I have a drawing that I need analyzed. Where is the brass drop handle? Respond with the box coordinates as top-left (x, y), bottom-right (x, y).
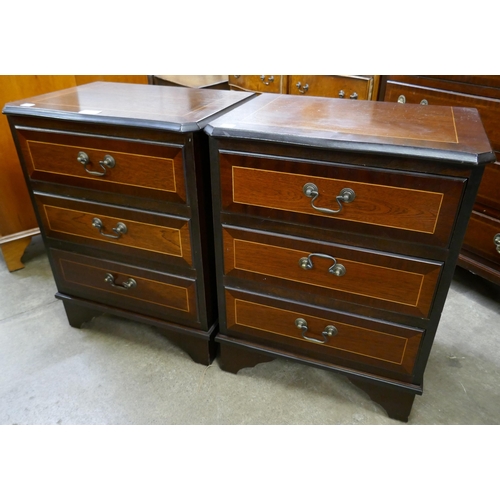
top-left (295, 318), bottom-right (337, 344)
top-left (296, 81), bottom-right (309, 94)
top-left (92, 217), bottom-right (128, 239)
top-left (260, 75), bottom-right (275, 85)
top-left (77, 151), bottom-right (115, 177)
top-left (104, 273), bottom-right (137, 290)
top-left (494, 233), bottom-right (500, 253)
top-left (303, 182), bottom-right (355, 214)
top-left (299, 253), bottom-right (346, 277)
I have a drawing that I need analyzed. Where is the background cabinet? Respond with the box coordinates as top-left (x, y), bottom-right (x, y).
top-left (0, 75), bottom-right (148, 271)
top-left (228, 75), bottom-right (380, 100)
top-left (379, 76), bottom-right (500, 286)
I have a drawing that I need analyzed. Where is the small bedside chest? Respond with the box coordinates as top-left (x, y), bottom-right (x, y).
top-left (3, 82), bottom-right (254, 365)
top-left (205, 93), bottom-right (495, 421)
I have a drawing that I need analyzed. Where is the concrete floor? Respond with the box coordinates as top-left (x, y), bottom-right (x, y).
top-left (1, 235), bottom-right (499, 425)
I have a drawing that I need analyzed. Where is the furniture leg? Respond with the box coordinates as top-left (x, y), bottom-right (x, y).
top-left (346, 376), bottom-right (417, 422)
top-left (218, 341), bottom-right (276, 374)
top-left (62, 300), bottom-right (102, 328)
top-left (163, 326), bottom-right (218, 366)
top-left (0, 233), bottom-right (36, 272)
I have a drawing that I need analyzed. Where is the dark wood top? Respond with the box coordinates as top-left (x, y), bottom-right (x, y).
top-left (2, 82), bottom-right (255, 132)
top-left (205, 93), bottom-right (496, 165)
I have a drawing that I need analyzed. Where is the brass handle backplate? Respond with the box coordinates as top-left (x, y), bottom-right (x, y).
top-left (303, 182), bottom-right (355, 214)
top-left (295, 318), bottom-right (337, 344)
top-left (398, 95), bottom-right (429, 105)
top-left (299, 253), bottom-right (346, 277)
top-left (338, 90), bottom-right (358, 99)
top-left (494, 233), bottom-right (500, 253)
top-left (104, 273), bottom-right (137, 290)
top-left (92, 217), bottom-right (127, 239)
top-left (77, 151), bottom-right (115, 177)
top-left (260, 75), bottom-right (275, 85)
top-left (296, 81), bottom-right (309, 94)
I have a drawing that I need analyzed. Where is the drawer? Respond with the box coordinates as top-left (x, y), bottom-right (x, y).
top-left (225, 289), bottom-right (423, 379)
top-left (475, 160), bottom-right (500, 213)
top-left (383, 81), bottom-right (500, 150)
top-left (288, 75), bottom-right (375, 100)
top-left (222, 226), bottom-right (442, 318)
top-left (35, 193), bottom-right (193, 267)
top-left (219, 152), bottom-right (466, 248)
top-left (17, 128), bottom-right (187, 205)
top-left (228, 75), bottom-right (287, 93)
top-left (462, 211), bottom-right (500, 265)
top-left (51, 248), bottom-right (200, 327)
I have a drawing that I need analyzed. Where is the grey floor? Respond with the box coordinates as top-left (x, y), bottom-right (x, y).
top-left (1, 235), bottom-right (499, 425)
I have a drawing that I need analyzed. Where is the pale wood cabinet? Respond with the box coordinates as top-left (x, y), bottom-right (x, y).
top-left (228, 75), bottom-right (380, 100)
top-left (0, 75), bottom-right (148, 271)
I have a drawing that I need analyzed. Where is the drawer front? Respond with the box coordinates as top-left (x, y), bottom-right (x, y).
top-left (225, 289), bottom-right (422, 378)
top-left (462, 211), bottom-right (500, 265)
top-left (17, 128), bottom-right (187, 204)
top-left (228, 75), bottom-right (287, 93)
top-left (223, 227), bottom-right (442, 318)
top-left (383, 81), bottom-right (500, 150)
top-left (35, 193), bottom-right (193, 267)
top-left (51, 249), bottom-right (200, 326)
top-left (476, 160), bottom-right (500, 213)
top-left (288, 75), bottom-right (374, 100)
top-left (219, 152), bottom-right (465, 247)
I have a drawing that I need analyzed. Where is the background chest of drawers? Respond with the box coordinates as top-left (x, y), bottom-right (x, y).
top-left (3, 82), bottom-right (253, 365)
top-left (228, 75), bottom-right (379, 100)
top-left (379, 76), bottom-right (500, 286)
top-left (206, 93), bottom-right (495, 421)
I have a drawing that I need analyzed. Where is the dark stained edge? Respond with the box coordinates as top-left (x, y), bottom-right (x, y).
top-left (2, 93), bottom-right (257, 134)
top-left (204, 124), bottom-right (497, 166)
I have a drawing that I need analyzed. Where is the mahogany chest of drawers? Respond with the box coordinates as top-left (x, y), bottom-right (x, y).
top-left (228, 75), bottom-right (379, 100)
top-left (206, 93), bottom-right (495, 421)
top-left (3, 82), bottom-right (253, 365)
top-left (380, 76), bottom-right (500, 286)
